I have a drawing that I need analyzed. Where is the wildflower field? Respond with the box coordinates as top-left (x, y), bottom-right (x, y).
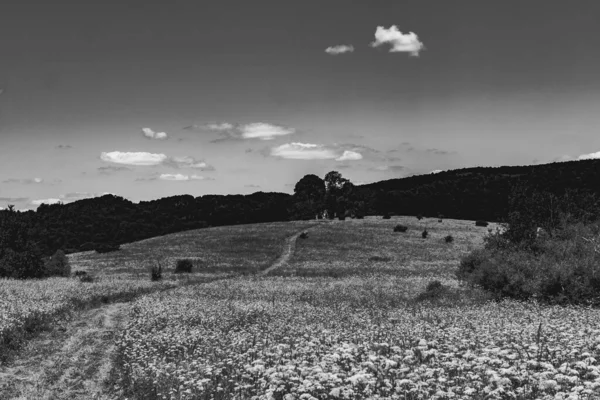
top-left (1, 221), bottom-right (313, 364)
top-left (111, 216), bottom-right (600, 399)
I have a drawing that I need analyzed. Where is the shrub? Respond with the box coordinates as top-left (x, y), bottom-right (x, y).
top-left (457, 222), bottom-right (600, 304)
top-left (444, 235), bottom-right (454, 243)
top-left (475, 220), bottom-right (489, 227)
top-left (299, 231), bottom-right (309, 239)
top-left (393, 224), bottom-right (408, 233)
top-left (79, 274), bottom-right (95, 283)
top-left (174, 259), bottom-right (193, 273)
top-left (422, 229), bottom-right (428, 239)
top-left (438, 219), bottom-right (443, 223)
top-left (338, 215), bottom-right (346, 221)
top-left (416, 214), bottom-right (423, 221)
top-left (415, 280), bottom-right (449, 302)
top-left (94, 243), bottom-right (121, 253)
top-left (151, 263), bottom-right (163, 281)
top-left (74, 270), bottom-right (88, 277)
top-left (382, 214), bottom-right (391, 220)
top-left (44, 249), bottom-right (71, 277)
top-left (368, 255), bottom-right (392, 262)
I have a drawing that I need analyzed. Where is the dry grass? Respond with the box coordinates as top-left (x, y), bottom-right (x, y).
top-left (69, 221), bottom-right (318, 277)
top-left (271, 216), bottom-right (500, 278)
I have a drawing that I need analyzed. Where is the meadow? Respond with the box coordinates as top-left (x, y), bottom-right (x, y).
top-left (109, 216), bottom-right (600, 400)
top-left (0, 221), bottom-right (314, 364)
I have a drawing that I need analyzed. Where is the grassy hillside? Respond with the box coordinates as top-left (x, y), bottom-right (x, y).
top-left (111, 218), bottom-right (600, 400)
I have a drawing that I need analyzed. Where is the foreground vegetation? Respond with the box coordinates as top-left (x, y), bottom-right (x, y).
top-left (114, 276), bottom-right (600, 400)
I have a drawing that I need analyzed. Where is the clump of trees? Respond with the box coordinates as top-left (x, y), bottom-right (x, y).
top-left (457, 185), bottom-right (600, 305)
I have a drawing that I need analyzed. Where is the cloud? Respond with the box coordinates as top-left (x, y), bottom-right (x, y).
top-left (430, 169), bottom-right (443, 174)
top-left (3, 178), bottom-right (43, 184)
top-left (270, 143), bottom-right (364, 161)
top-left (371, 25), bottom-right (424, 56)
top-left (98, 165), bottom-right (132, 174)
top-left (244, 184), bottom-right (261, 188)
top-left (56, 144), bottom-right (72, 149)
top-left (100, 151), bottom-right (168, 166)
top-left (163, 156), bottom-right (214, 170)
top-left (271, 143), bottom-right (338, 160)
top-left (325, 45), bottom-right (354, 55)
top-left (0, 197), bottom-right (29, 202)
top-left (577, 152), bottom-right (600, 160)
top-left (31, 192), bottom-right (106, 207)
top-left (335, 150), bottom-right (363, 161)
top-left (159, 173), bottom-right (207, 181)
top-left (193, 122), bottom-right (296, 141)
top-left (142, 127), bottom-right (168, 140)
top-left (425, 148), bottom-right (455, 155)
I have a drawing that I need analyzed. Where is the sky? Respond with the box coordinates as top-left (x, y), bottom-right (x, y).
top-left (1, 0), bottom-right (600, 210)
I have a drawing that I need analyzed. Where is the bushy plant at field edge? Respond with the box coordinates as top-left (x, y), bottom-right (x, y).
top-left (393, 224), bottom-right (408, 233)
top-left (475, 220), bottom-right (489, 227)
top-left (299, 231), bottom-right (309, 239)
top-left (382, 213), bottom-right (391, 220)
top-left (151, 263), bottom-right (163, 281)
top-left (422, 229), bottom-right (428, 239)
top-left (175, 259), bottom-right (194, 273)
top-left (457, 223), bottom-right (600, 304)
top-left (79, 274), bottom-right (95, 282)
top-left (94, 242), bottom-right (121, 253)
top-left (44, 249), bottom-right (71, 277)
top-left (444, 235), bottom-right (454, 243)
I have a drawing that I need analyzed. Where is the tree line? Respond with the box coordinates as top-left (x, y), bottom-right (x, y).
top-left (3, 159), bottom-right (600, 278)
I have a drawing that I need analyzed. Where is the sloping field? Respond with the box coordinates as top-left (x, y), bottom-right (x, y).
top-left (69, 220), bottom-right (319, 276)
top-left (272, 216), bottom-right (501, 278)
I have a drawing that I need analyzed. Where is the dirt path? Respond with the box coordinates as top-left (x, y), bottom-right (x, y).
top-left (261, 227), bottom-right (314, 276)
top-left (0, 302), bottom-right (127, 400)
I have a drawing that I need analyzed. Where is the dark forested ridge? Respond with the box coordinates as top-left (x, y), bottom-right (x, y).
top-left (361, 159), bottom-right (600, 221)
top-left (2, 159), bottom-right (600, 261)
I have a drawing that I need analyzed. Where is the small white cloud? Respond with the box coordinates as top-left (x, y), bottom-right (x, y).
top-left (31, 198), bottom-right (62, 206)
top-left (100, 151), bottom-right (168, 166)
top-left (239, 123), bottom-right (295, 140)
top-left (142, 127), bottom-right (168, 140)
top-left (204, 122), bottom-right (296, 141)
top-left (325, 45), bottom-right (354, 55)
top-left (271, 143), bottom-right (338, 160)
top-left (335, 150), bottom-right (363, 161)
top-left (3, 178), bottom-right (44, 184)
top-left (577, 152), bottom-right (600, 160)
top-left (159, 173), bottom-right (206, 181)
top-left (430, 169), bottom-right (443, 174)
top-left (371, 25), bottom-right (424, 56)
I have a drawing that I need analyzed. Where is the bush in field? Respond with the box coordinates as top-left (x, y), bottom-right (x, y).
top-left (151, 263), bottom-right (163, 281)
top-left (299, 231), bottom-right (309, 239)
top-left (393, 224), bottom-right (408, 233)
top-left (174, 259), bottom-right (193, 273)
top-left (415, 280), bottom-right (447, 301)
top-left (44, 249), bottom-right (71, 277)
top-left (444, 235), bottom-right (454, 243)
top-left (79, 274), bottom-right (95, 283)
top-left (74, 270), bottom-right (88, 277)
top-left (457, 223), bottom-right (600, 304)
top-left (438, 219), bottom-right (443, 223)
top-left (475, 220), bottom-right (489, 227)
top-left (416, 214), bottom-right (423, 220)
top-left (382, 213), bottom-right (391, 220)
top-left (422, 229), bottom-right (429, 239)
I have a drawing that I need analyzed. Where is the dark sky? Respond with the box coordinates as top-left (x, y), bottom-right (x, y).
top-left (1, 0), bottom-right (600, 209)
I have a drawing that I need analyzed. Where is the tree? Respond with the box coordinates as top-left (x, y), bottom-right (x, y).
top-left (292, 174), bottom-right (326, 219)
top-left (324, 171), bottom-right (353, 219)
